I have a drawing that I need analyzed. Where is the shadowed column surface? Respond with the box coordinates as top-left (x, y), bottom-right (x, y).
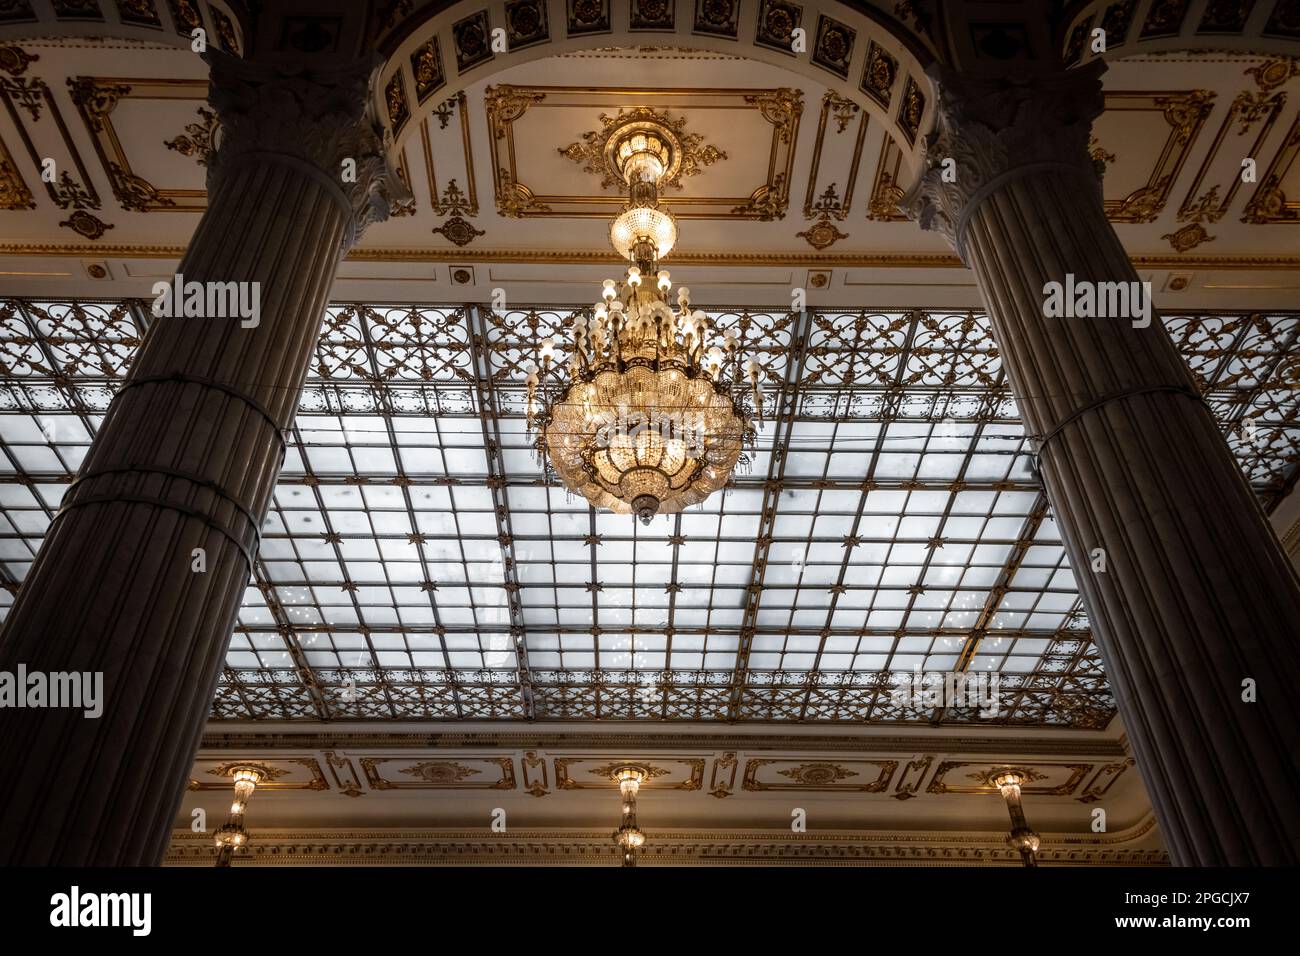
top-left (0, 52), bottom-right (407, 865)
top-left (907, 61), bottom-right (1300, 866)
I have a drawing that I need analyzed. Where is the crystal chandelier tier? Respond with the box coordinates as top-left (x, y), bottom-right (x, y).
top-left (526, 118), bottom-right (763, 524)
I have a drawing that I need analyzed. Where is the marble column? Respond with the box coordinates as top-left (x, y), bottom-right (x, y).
top-left (906, 61), bottom-right (1300, 866)
top-left (0, 52), bottom-right (408, 865)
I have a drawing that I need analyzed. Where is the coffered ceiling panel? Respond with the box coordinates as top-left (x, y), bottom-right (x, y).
top-left (188, 756), bottom-right (328, 792)
top-left (69, 76), bottom-right (208, 213)
top-left (485, 84), bottom-right (797, 219)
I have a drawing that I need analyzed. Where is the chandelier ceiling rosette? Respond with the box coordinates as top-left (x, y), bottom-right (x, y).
top-left (526, 116), bottom-right (763, 524)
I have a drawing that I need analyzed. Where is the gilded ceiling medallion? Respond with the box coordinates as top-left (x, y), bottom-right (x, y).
top-left (432, 214), bottom-right (485, 246)
top-left (777, 761), bottom-right (859, 785)
top-left (399, 760), bottom-right (481, 783)
top-left (861, 42), bottom-right (897, 108)
top-left (897, 76), bottom-right (925, 145)
top-left (797, 217), bottom-right (848, 250)
top-left (589, 761), bottom-right (668, 782)
top-left (59, 209), bottom-right (113, 240)
top-left (1245, 57), bottom-right (1300, 92)
top-left (410, 37), bottom-right (445, 103)
top-left (559, 106), bottom-right (727, 191)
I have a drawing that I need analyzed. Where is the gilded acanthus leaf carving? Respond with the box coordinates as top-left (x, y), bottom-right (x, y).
top-left (164, 107), bottom-right (219, 167)
top-left (399, 761), bottom-right (481, 783)
top-left (558, 106), bottom-right (727, 191)
top-left (776, 762), bottom-right (859, 785)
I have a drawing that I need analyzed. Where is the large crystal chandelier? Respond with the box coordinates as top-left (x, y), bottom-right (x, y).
top-left (526, 118), bottom-right (762, 524)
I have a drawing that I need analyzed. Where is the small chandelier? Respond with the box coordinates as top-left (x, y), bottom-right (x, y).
top-left (992, 770), bottom-right (1042, 868)
top-left (612, 766), bottom-right (648, 867)
top-left (526, 119), bottom-right (762, 524)
top-left (214, 766), bottom-right (263, 867)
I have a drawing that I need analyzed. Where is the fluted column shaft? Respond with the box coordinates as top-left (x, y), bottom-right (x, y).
top-left (909, 62), bottom-right (1300, 865)
top-left (0, 53), bottom-right (407, 865)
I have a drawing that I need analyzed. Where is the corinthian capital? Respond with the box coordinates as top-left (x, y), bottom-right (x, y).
top-left (204, 51), bottom-right (413, 247)
top-left (904, 61), bottom-right (1107, 257)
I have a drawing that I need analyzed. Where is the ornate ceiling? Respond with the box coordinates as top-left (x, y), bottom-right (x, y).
top-left (1, 28), bottom-right (1298, 308)
top-left (2, 0), bottom-right (1298, 866)
top-left (165, 725), bottom-right (1165, 865)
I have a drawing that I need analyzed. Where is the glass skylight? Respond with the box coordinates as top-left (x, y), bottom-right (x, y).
top-left (1, 299), bottom-right (1294, 726)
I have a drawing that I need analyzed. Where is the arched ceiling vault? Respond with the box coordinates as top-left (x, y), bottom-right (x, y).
top-left (372, 0), bottom-right (937, 179)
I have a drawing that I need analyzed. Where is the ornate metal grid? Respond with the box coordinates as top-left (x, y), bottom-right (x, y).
top-left (0, 299), bottom-right (1296, 727)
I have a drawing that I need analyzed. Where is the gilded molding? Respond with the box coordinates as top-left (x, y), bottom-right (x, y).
top-left (193, 729), bottom-right (1132, 757)
top-left (4, 242), bottom-right (1300, 271)
top-left (421, 92), bottom-right (478, 217)
top-left (1243, 113), bottom-right (1300, 223)
top-left (324, 751), bottom-right (364, 798)
top-left (486, 85), bottom-right (798, 220)
top-left (164, 105), bottom-right (218, 166)
top-left (1102, 90), bottom-right (1216, 224)
top-left (1163, 222), bottom-right (1214, 252)
top-left (163, 816), bottom-right (1167, 866)
top-left (803, 91), bottom-right (867, 221)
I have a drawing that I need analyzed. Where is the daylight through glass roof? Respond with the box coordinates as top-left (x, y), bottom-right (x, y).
top-left (1, 299), bottom-right (1295, 726)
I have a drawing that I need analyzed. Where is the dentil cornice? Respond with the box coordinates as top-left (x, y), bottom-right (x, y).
top-left (904, 61), bottom-right (1107, 259)
top-left (204, 51), bottom-right (413, 247)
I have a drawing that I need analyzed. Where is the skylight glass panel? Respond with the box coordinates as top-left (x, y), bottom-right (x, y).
top-left (0, 300), bottom-right (1293, 727)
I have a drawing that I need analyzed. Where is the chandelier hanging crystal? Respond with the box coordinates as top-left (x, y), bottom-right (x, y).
top-left (526, 119), bottom-right (763, 524)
